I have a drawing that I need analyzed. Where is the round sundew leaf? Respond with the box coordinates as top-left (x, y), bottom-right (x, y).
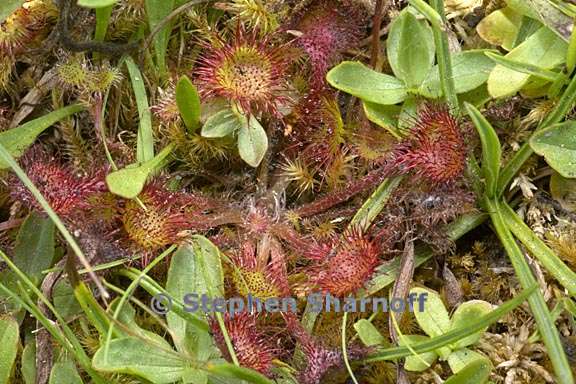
top-left (327, 61), bottom-right (407, 105)
top-left (530, 121), bottom-right (576, 178)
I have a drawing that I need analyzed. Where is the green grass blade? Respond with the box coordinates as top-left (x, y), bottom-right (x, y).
top-left (144, 0), bottom-right (174, 76)
top-left (465, 102), bottom-right (502, 198)
top-left (125, 56), bottom-right (154, 163)
top-left (0, 104), bottom-right (84, 169)
top-left (484, 198), bottom-right (574, 384)
top-left (350, 176), bottom-right (403, 229)
top-left (485, 52), bottom-right (563, 82)
top-left (500, 201), bottom-right (576, 296)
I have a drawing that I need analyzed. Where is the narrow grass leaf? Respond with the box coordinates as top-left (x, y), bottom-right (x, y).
top-left (0, 104), bottom-right (84, 169)
top-left (501, 201), bottom-right (576, 295)
top-left (125, 56), bottom-right (154, 162)
top-left (350, 176), bottom-right (403, 228)
top-left (485, 198), bottom-right (573, 384)
top-left (144, 0), bottom-right (175, 75)
top-left (485, 51), bottom-right (562, 82)
top-left (465, 103), bottom-right (501, 198)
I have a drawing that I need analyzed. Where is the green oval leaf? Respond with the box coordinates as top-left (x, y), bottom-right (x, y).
top-left (327, 61), bottom-right (407, 105)
top-left (419, 50), bottom-right (496, 98)
top-left (176, 75), bottom-right (201, 132)
top-left (530, 121), bottom-right (576, 178)
top-left (487, 27), bottom-right (567, 98)
top-left (353, 319), bottom-right (386, 347)
top-left (362, 102), bottom-right (402, 139)
top-left (447, 349), bottom-right (490, 374)
top-left (410, 287), bottom-right (451, 337)
top-left (443, 358), bottom-right (491, 384)
top-left (387, 9), bottom-right (435, 88)
top-left (92, 337), bottom-right (186, 384)
top-left (167, 244), bottom-right (219, 358)
top-left (77, 0), bottom-right (117, 8)
top-left (450, 300), bottom-right (493, 349)
top-left (476, 7), bottom-right (523, 51)
top-left (399, 335), bottom-right (438, 372)
top-left (237, 114), bottom-right (268, 167)
top-left (202, 109), bottom-right (240, 138)
top-left (0, 317), bottom-right (19, 384)
top-left (0, 105), bottom-right (84, 169)
top-left (206, 363), bottom-right (274, 384)
top-left (106, 144), bottom-right (174, 198)
top-left (49, 360), bottom-right (83, 384)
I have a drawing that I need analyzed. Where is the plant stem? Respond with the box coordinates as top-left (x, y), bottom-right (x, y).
top-left (342, 312), bottom-right (360, 384)
top-left (429, 0), bottom-right (458, 113)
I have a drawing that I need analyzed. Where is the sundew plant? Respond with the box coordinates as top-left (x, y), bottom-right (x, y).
top-left (0, 0), bottom-right (576, 383)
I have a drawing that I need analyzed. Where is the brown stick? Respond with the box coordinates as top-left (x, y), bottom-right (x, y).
top-left (370, 0), bottom-right (385, 68)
